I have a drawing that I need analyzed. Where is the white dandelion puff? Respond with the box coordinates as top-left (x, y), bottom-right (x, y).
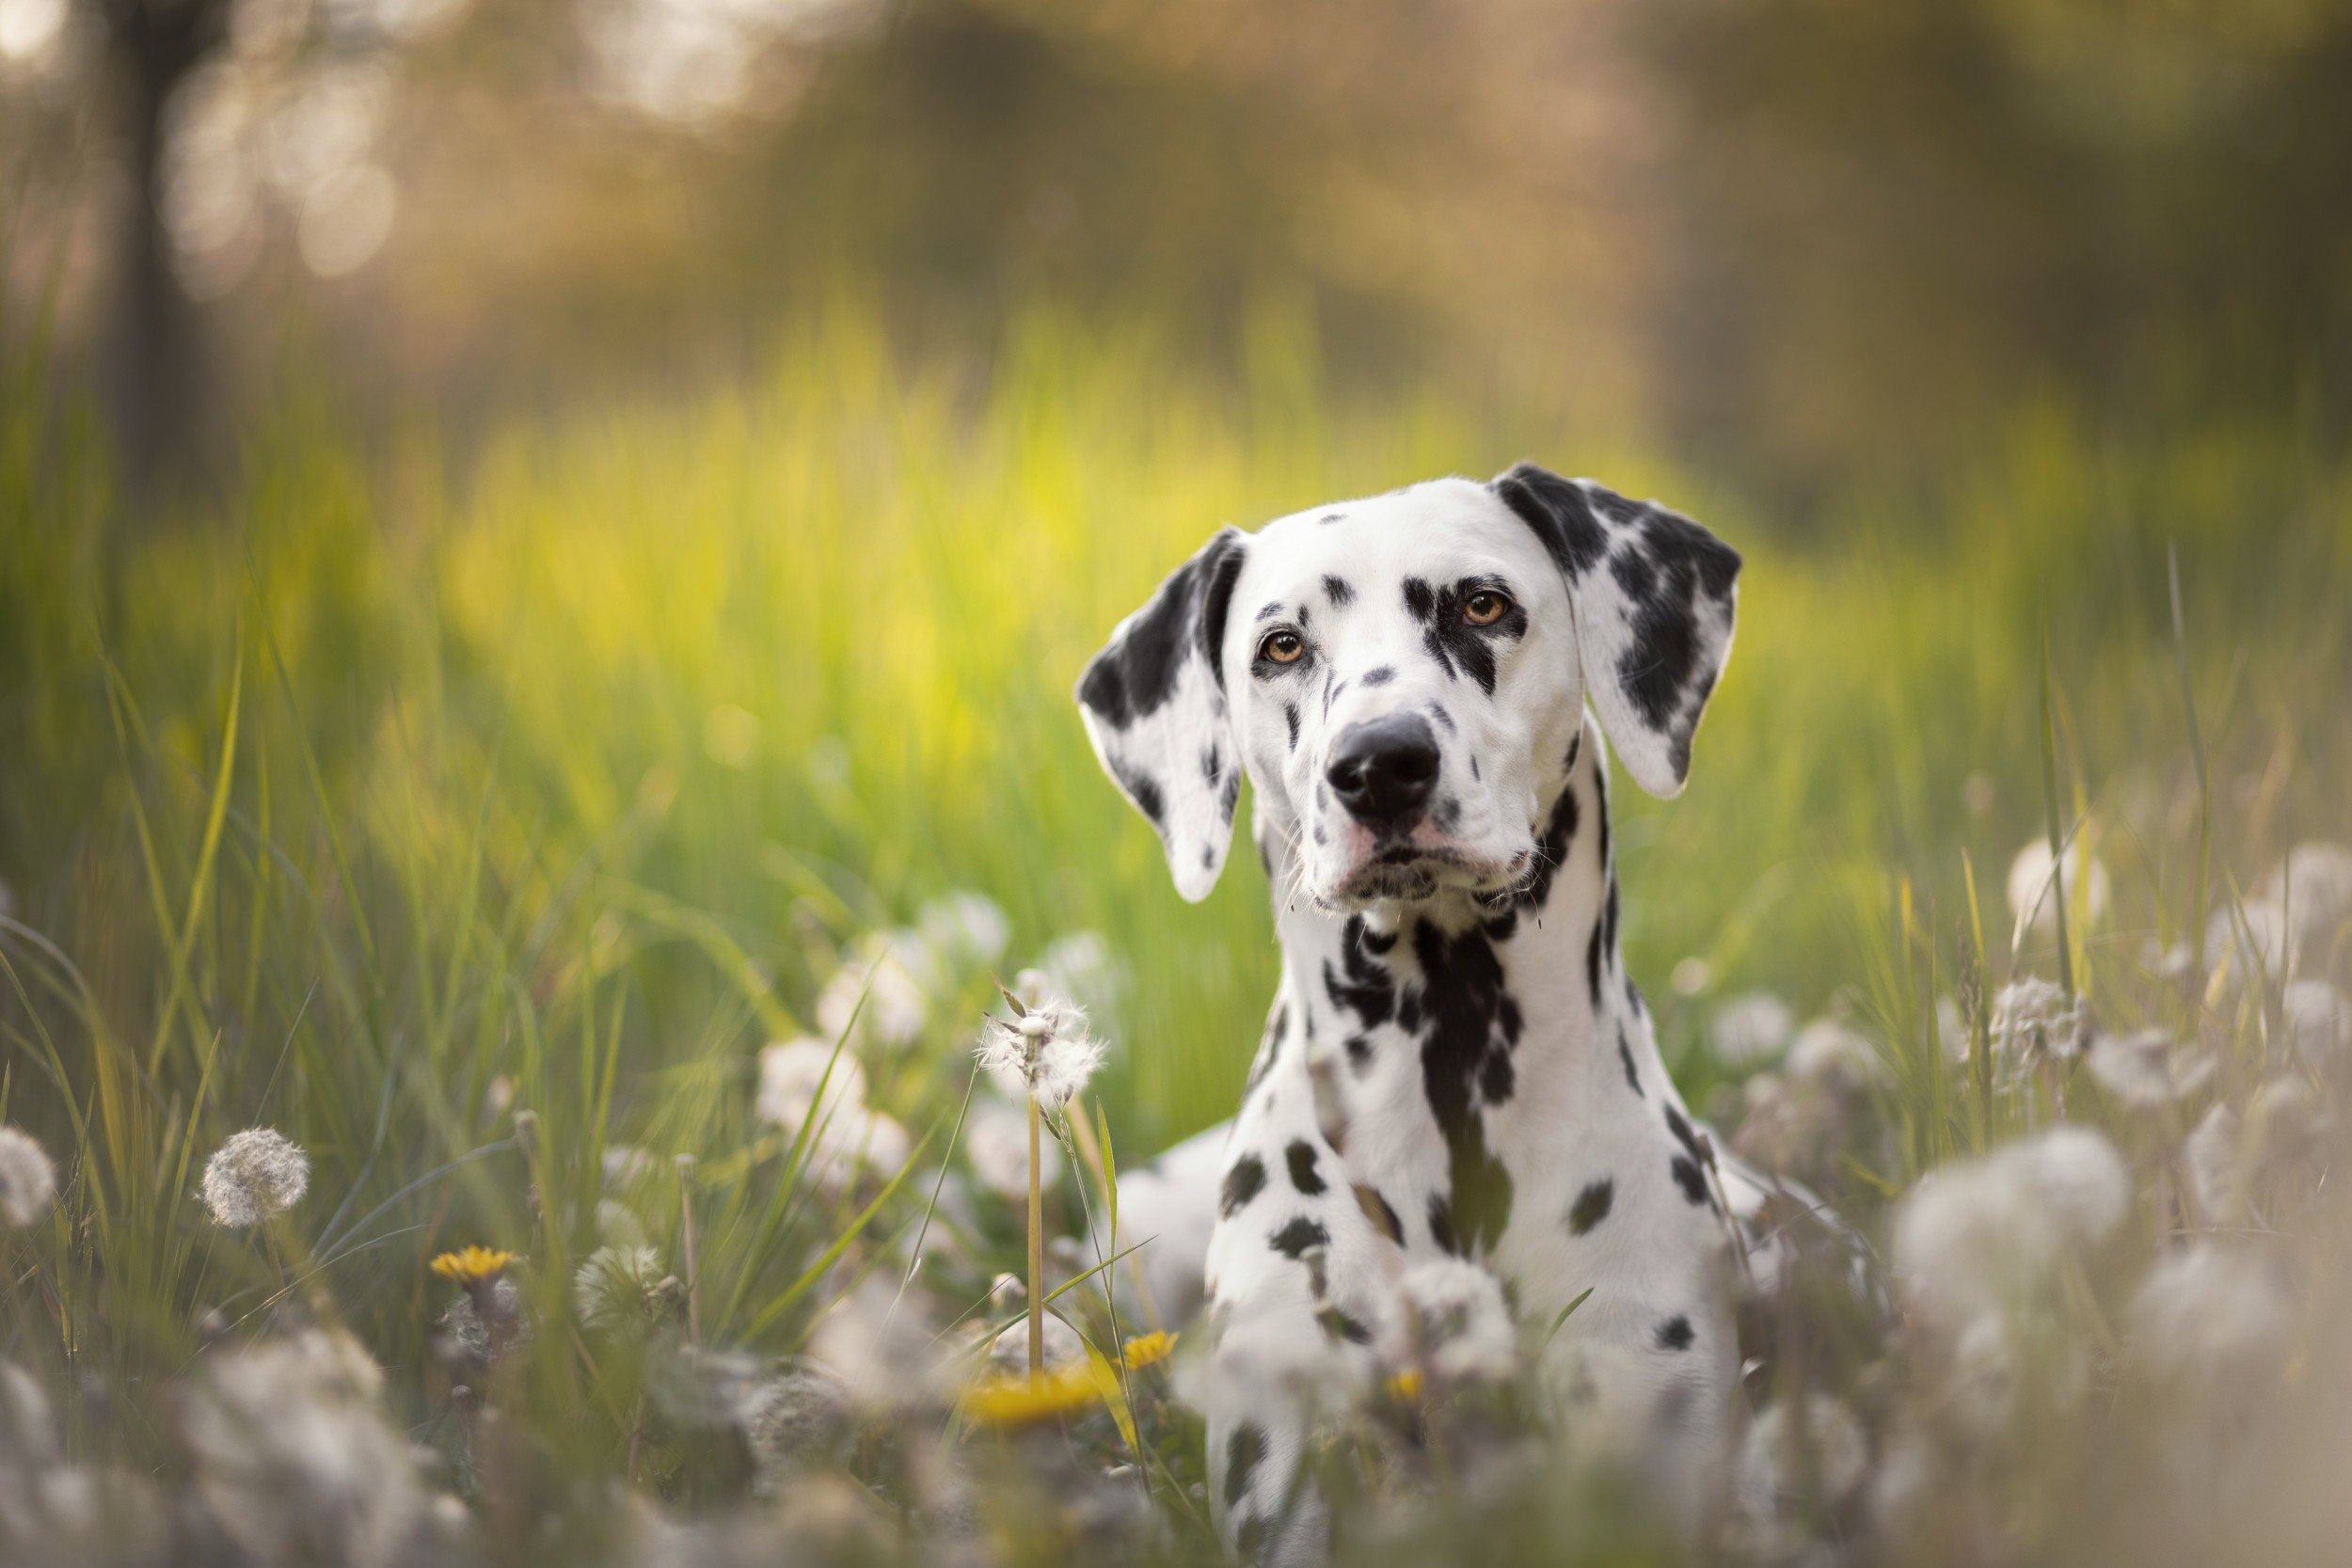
top-left (1378, 1258), bottom-right (1518, 1384)
top-left (2258, 840), bottom-right (2352, 952)
top-left (573, 1245), bottom-right (673, 1338)
top-left (1786, 1016), bottom-right (1887, 1087)
top-left (817, 942), bottom-right (935, 1052)
top-left (1737, 1393), bottom-right (1870, 1522)
top-left (2007, 838), bottom-right (2109, 941)
top-left (2206, 899), bottom-right (2292, 990)
top-left (1990, 977), bottom-right (2090, 1064)
top-left (2185, 1101), bottom-right (2244, 1223)
top-left (2128, 1242), bottom-right (2291, 1385)
top-left (1711, 992), bottom-right (1794, 1066)
top-left (1894, 1127), bottom-right (2127, 1333)
top-left (917, 891), bottom-right (1011, 973)
top-left (0, 1126), bottom-right (57, 1227)
top-left (1036, 930), bottom-right (1130, 1022)
top-left (2281, 980), bottom-right (2351, 1065)
top-left (974, 978), bottom-right (1103, 1111)
top-left (2086, 1027), bottom-right (2214, 1109)
top-left (200, 1129), bottom-right (310, 1227)
top-left (755, 1038), bottom-right (868, 1132)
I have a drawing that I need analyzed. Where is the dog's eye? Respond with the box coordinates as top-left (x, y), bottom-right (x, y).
top-left (1260, 629), bottom-right (1306, 665)
top-left (1463, 591), bottom-right (1511, 626)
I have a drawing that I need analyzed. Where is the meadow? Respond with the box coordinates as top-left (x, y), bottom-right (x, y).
top-left (1, 309), bottom-right (2349, 1565)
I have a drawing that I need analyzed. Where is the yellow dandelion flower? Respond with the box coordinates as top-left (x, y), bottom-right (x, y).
top-left (1120, 1331), bottom-right (1177, 1370)
top-left (964, 1364), bottom-right (1101, 1427)
top-left (1386, 1369), bottom-right (1424, 1402)
top-left (430, 1246), bottom-right (515, 1285)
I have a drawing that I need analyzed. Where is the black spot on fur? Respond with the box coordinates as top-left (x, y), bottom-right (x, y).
top-left (1658, 1314), bottom-right (1695, 1352)
top-left (1469, 754), bottom-right (1479, 781)
top-left (1670, 1155), bottom-right (1709, 1206)
top-left (1317, 1307), bottom-right (1374, 1344)
top-left (1201, 747), bottom-right (1221, 784)
top-left (1255, 600), bottom-right (1285, 624)
top-left (1319, 512), bottom-right (1346, 525)
top-left (1324, 915), bottom-right (1397, 1033)
top-left (1286, 1140), bottom-right (1327, 1196)
top-left (1344, 1034), bottom-right (1375, 1073)
top-left (1400, 575), bottom-right (1522, 694)
top-left (1322, 574), bottom-right (1355, 605)
top-left (1237, 1516), bottom-right (1268, 1562)
top-left (1426, 704), bottom-right (1455, 734)
top-left (1219, 769), bottom-right (1241, 823)
top-left (1225, 1424), bottom-right (1267, 1508)
top-left (1610, 546), bottom-right (1658, 606)
top-left (1244, 1004), bottom-right (1288, 1094)
top-left (1492, 464), bottom-right (1609, 579)
top-left (1111, 760), bottom-right (1165, 829)
top-left (1617, 1028), bottom-right (1645, 1097)
top-left (1585, 918), bottom-right (1604, 1005)
top-left (1517, 779), bottom-right (1580, 910)
top-left (1285, 703), bottom-right (1300, 751)
top-left (1270, 1216), bottom-right (1330, 1259)
top-left (1602, 877), bottom-right (1620, 952)
top-left (1664, 1104), bottom-right (1706, 1164)
top-left (1568, 1179), bottom-right (1614, 1235)
top-left (1358, 1186), bottom-right (1405, 1243)
top-left (1360, 665), bottom-right (1396, 688)
top-left (1626, 974), bottom-right (1644, 1012)
top-left (1427, 1195), bottom-right (1460, 1256)
top-left (1411, 919), bottom-right (1521, 1257)
top-left (1221, 1155), bottom-right (1266, 1218)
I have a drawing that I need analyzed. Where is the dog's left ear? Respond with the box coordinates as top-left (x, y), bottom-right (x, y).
top-left (1491, 462), bottom-right (1740, 798)
top-left (1074, 529), bottom-right (1249, 902)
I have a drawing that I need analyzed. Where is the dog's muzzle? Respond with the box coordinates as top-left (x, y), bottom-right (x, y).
top-left (1326, 714), bottom-right (1440, 831)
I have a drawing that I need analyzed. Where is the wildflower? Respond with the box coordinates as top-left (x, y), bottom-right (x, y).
top-left (1121, 1331), bottom-right (1177, 1371)
top-left (574, 1245), bottom-right (677, 1338)
top-left (2281, 980), bottom-right (2351, 1065)
top-left (2087, 1026), bottom-right (2214, 1109)
top-left (1894, 1127), bottom-right (2127, 1334)
top-left (1710, 992), bottom-right (1793, 1065)
top-left (200, 1128), bottom-right (310, 1227)
top-left (1990, 977), bottom-right (2088, 1065)
top-left (0, 1126), bottom-right (57, 1227)
top-left (1377, 1259), bottom-right (1518, 1384)
top-left (179, 1325), bottom-right (426, 1567)
top-left (917, 891), bottom-right (1011, 973)
top-left (430, 1245), bottom-right (514, 1287)
top-left (963, 1362), bottom-right (1100, 1426)
top-left (2006, 838), bottom-right (2108, 939)
top-left (975, 978), bottom-right (1104, 1111)
top-left (818, 942), bottom-right (934, 1052)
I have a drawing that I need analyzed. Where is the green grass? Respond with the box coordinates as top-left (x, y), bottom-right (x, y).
top-left (1, 309), bottom-right (2348, 1560)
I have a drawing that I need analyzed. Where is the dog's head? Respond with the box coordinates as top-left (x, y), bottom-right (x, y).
top-left (1075, 464), bottom-right (1740, 910)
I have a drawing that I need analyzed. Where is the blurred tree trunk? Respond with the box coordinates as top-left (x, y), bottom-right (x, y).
top-left (105, 0), bottom-right (225, 493)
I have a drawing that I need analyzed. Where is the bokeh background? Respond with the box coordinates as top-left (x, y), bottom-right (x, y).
top-left (4, 4), bottom-right (2352, 1559)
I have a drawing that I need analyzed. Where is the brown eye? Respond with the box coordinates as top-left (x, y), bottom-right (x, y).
top-left (1463, 591), bottom-right (1510, 626)
top-left (1260, 629), bottom-right (1305, 665)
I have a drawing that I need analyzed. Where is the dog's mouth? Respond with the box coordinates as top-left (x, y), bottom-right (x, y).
top-left (1321, 834), bottom-right (1531, 910)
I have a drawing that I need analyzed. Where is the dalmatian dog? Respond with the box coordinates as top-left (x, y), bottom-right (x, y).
top-left (1077, 464), bottom-right (1790, 1563)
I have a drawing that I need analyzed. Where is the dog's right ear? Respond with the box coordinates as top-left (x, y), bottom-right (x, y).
top-left (1075, 530), bottom-right (1249, 903)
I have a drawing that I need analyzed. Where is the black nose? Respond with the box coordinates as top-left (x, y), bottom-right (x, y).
top-left (1326, 714), bottom-right (1442, 827)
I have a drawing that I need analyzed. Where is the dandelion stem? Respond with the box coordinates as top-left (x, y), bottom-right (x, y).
top-left (1026, 1093), bottom-right (1044, 1387)
top-left (2038, 598), bottom-right (2075, 1000)
top-left (677, 1153), bottom-right (700, 1346)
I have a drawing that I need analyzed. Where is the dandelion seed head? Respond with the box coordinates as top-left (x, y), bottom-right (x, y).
top-left (1711, 992), bottom-right (1794, 1065)
top-left (738, 1366), bottom-right (853, 1492)
top-left (573, 1245), bottom-right (669, 1338)
top-left (1990, 977), bottom-right (2089, 1065)
top-left (1786, 1016), bottom-right (1886, 1088)
top-left (916, 891), bottom-right (1010, 972)
top-left (2185, 1101), bottom-right (2244, 1223)
top-left (2087, 1026), bottom-right (2214, 1108)
top-left (2260, 840), bottom-right (2352, 950)
top-left (1737, 1393), bottom-right (1869, 1524)
top-left (818, 943), bottom-right (934, 1052)
top-left (975, 982), bottom-right (1103, 1110)
top-left (755, 1037), bottom-right (867, 1132)
top-left (2129, 1242), bottom-right (2291, 1385)
top-left (2007, 838), bottom-right (2109, 936)
top-left (200, 1129), bottom-right (310, 1228)
top-left (808, 1276), bottom-right (952, 1407)
top-left (2208, 899), bottom-right (2292, 991)
top-left (1894, 1127), bottom-right (2126, 1331)
top-left (2282, 980), bottom-right (2351, 1065)
top-left (1378, 1258), bottom-right (1518, 1384)
top-left (0, 1126), bottom-right (57, 1227)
